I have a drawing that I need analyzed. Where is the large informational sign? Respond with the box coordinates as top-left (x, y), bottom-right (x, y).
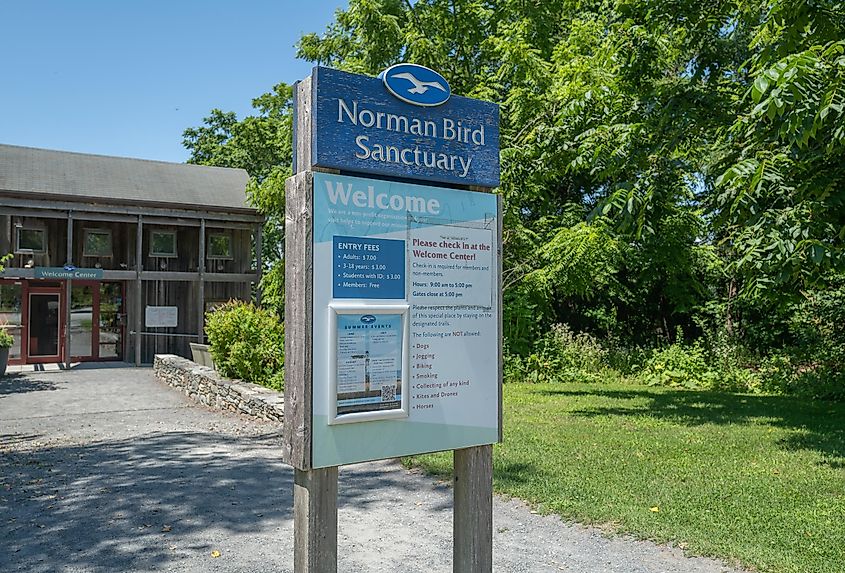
top-left (301, 66), bottom-right (500, 188)
top-left (311, 172), bottom-right (500, 468)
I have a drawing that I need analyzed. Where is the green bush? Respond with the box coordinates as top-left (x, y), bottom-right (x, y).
top-left (0, 329), bottom-right (13, 349)
top-left (636, 336), bottom-right (768, 392)
top-left (637, 340), bottom-right (716, 389)
top-left (205, 300), bottom-right (284, 390)
top-left (511, 324), bottom-right (620, 384)
top-left (756, 352), bottom-right (845, 401)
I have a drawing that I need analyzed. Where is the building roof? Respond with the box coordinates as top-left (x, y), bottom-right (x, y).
top-left (0, 143), bottom-right (254, 214)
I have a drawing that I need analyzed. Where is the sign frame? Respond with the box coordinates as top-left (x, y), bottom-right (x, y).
top-left (144, 305), bottom-right (178, 328)
top-left (309, 171), bottom-right (500, 469)
top-left (327, 303), bottom-right (410, 425)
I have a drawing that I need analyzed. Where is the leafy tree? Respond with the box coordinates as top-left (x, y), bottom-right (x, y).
top-left (297, 0), bottom-right (748, 346)
top-left (183, 84), bottom-right (293, 313)
top-left (714, 0), bottom-right (845, 297)
top-left (184, 0), bottom-right (845, 371)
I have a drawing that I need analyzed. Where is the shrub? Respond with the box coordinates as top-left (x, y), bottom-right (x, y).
top-left (516, 324), bottom-right (619, 383)
top-left (502, 342), bottom-right (527, 383)
top-left (757, 352), bottom-right (845, 401)
top-left (638, 340), bottom-right (716, 389)
top-left (205, 300), bottom-right (284, 390)
top-left (0, 329), bottom-right (13, 349)
top-left (634, 333), bottom-right (771, 393)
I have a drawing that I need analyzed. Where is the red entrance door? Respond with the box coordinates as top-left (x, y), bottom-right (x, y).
top-left (27, 286), bottom-right (65, 364)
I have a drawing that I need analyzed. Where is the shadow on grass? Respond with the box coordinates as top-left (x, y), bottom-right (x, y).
top-left (0, 374), bottom-right (62, 397)
top-left (0, 430), bottom-right (430, 573)
top-left (496, 461), bottom-right (537, 487)
top-left (535, 386), bottom-right (845, 469)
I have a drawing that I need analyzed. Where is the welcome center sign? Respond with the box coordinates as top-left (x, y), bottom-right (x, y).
top-left (289, 63), bottom-right (501, 470)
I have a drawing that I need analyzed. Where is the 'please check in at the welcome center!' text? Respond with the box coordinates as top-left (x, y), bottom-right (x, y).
top-left (409, 225), bottom-right (495, 411)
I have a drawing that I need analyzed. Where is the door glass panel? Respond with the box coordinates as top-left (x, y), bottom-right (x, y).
top-left (0, 284), bottom-right (23, 360)
top-left (70, 285), bottom-right (95, 358)
top-left (29, 294), bottom-right (60, 357)
top-left (99, 283), bottom-right (123, 359)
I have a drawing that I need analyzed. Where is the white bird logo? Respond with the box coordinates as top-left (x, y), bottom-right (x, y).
top-left (391, 72), bottom-right (447, 95)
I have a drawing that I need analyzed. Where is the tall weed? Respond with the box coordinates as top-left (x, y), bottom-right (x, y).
top-left (510, 324), bottom-right (619, 383)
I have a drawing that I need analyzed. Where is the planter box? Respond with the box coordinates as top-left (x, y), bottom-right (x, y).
top-left (189, 343), bottom-right (215, 369)
top-left (0, 347), bottom-right (9, 377)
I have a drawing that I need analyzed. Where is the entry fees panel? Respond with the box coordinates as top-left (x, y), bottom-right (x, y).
top-left (311, 172), bottom-right (500, 468)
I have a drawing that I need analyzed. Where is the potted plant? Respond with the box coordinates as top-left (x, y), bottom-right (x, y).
top-left (0, 329), bottom-right (12, 377)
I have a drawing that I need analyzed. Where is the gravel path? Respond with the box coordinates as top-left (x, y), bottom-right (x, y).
top-left (0, 367), bottom-right (745, 572)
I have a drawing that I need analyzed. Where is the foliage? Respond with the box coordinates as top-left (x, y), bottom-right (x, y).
top-left (637, 338), bottom-right (717, 389)
top-left (184, 0), bottom-right (845, 398)
top-left (714, 3), bottom-right (845, 296)
top-left (183, 84), bottom-right (293, 315)
top-left (755, 274), bottom-right (845, 400)
top-left (204, 300), bottom-right (284, 390)
top-left (506, 324), bottom-right (617, 384)
top-left (294, 0), bottom-right (749, 348)
top-left (0, 328), bottom-right (13, 349)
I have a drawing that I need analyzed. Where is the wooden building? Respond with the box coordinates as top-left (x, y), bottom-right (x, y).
top-left (0, 143), bottom-right (263, 366)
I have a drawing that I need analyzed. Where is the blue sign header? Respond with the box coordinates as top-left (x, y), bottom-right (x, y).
top-left (303, 66), bottom-right (500, 188)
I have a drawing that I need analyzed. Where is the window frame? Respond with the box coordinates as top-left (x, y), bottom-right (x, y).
top-left (15, 227), bottom-right (47, 254)
top-left (206, 232), bottom-right (233, 260)
top-left (149, 230), bottom-right (178, 258)
top-left (83, 228), bottom-right (113, 257)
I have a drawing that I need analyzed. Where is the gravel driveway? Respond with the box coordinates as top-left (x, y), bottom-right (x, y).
top-left (0, 367), bottom-right (744, 572)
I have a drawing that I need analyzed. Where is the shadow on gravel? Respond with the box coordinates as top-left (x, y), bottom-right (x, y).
top-left (0, 430), bottom-right (431, 572)
top-left (0, 374), bottom-right (62, 397)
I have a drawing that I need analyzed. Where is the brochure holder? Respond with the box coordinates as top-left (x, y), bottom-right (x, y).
top-left (327, 304), bottom-right (410, 425)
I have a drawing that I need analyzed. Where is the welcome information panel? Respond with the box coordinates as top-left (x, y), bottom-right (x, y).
top-left (311, 171), bottom-right (500, 468)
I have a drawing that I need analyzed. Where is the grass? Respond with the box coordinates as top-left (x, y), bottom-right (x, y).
top-left (404, 382), bottom-right (845, 573)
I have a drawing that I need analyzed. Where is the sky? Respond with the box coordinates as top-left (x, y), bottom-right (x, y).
top-left (1, 0), bottom-right (348, 163)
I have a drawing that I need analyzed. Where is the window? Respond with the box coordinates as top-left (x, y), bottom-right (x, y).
top-left (150, 231), bottom-right (177, 257)
top-left (15, 228), bottom-right (46, 253)
top-left (83, 229), bottom-right (113, 257)
top-left (207, 233), bottom-right (232, 259)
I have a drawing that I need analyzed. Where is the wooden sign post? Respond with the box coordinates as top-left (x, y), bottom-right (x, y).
top-left (283, 65), bottom-right (502, 573)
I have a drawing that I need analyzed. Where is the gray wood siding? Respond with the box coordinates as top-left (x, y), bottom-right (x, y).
top-left (75, 221), bottom-right (136, 271)
top-left (125, 279), bottom-right (253, 364)
top-left (1, 215), bottom-right (67, 268)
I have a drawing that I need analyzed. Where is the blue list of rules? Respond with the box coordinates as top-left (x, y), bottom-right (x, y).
top-left (332, 235), bottom-right (405, 299)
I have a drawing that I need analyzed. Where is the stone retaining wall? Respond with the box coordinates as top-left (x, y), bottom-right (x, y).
top-left (153, 354), bottom-right (284, 423)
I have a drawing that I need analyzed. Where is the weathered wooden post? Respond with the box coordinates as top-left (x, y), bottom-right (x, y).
top-left (283, 64), bottom-right (502, 573)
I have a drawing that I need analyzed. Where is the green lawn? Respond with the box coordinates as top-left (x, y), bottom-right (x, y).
top-left (405, 382), bottom-right (845, 573)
